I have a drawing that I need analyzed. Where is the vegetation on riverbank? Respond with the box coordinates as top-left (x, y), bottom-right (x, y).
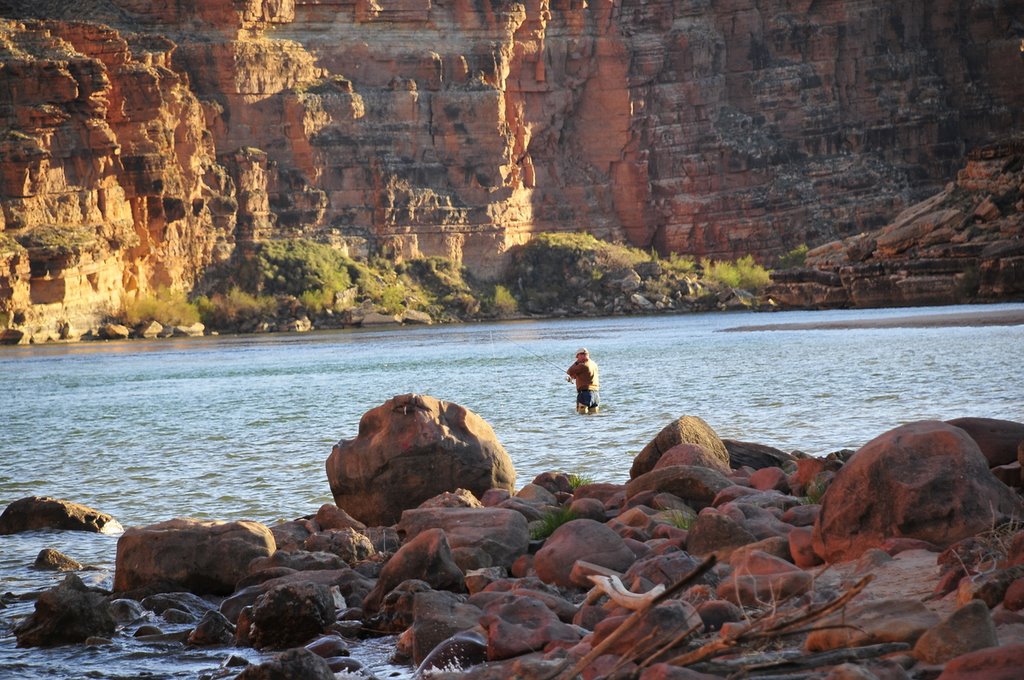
top-left (110, 234), bottom-right (777, 337)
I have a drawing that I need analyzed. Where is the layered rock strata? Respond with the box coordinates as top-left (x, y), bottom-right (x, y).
top-left (1, 0), bottom-right (1022, 337)
top-left (769, 141), bottom-right (1024, 308)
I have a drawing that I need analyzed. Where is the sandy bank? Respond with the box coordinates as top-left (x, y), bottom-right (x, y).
top-left (723, 308), bottom-right (1024, 332)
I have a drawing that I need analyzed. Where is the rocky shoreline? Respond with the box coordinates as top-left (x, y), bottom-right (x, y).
top-left (4, 397), bottom-right (1024, 679)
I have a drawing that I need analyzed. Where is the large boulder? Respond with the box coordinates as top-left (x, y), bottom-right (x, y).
top-left (362, 528), bottom-right (466, 612)
top-left (534, 519), bottom-right (636, 588)
top-left (0, 496), bottom-right (122, 535)
top-left (479, 593), bottom-right (583, 660)
top-left (625, 465), bottom-right (733, 510)
top-left (248, 581), bottom-right (337, 650)
top-left (946, 417), bottom-right (1024, 467)
top-left (630, 416), bottom-right (730, 479)
top-left (113, 518), bottom-right (276, 595)
top-left (14, 574), bottom-right (116, 647)
top-left (326, 394), bottom-right (516, 526)
top-left (813, 421), bottom-right (1024, 563)
top-left (398, 507), bottom-right (529, 570)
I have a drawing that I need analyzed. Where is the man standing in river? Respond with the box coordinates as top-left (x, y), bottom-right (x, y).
top-left (566, 348), bottom-right (600, 414)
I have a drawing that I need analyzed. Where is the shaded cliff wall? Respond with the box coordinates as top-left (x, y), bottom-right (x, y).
top-left (0, 0), bottom-right (1022, 338)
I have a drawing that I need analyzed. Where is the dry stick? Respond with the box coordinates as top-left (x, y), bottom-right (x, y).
top-left (663, 574), bottom-right (874, 668)
top-left (695, 641), bottom-right (909, 677)
top-left (604, 628), bottom-right (663, 676)
top-left (632, 621), bottom-right (704, 671)
top-left (549, 554), bottom-right (718, 680)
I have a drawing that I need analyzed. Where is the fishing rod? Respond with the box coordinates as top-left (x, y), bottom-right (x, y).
top-left (492, 332), bottom-right (569, 376)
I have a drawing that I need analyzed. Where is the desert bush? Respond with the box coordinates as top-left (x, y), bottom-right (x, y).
top-left (121, 287), bottom-right (200, 326)
top-left (661, 252), bottom-right (698, 275)
top-left (490, 284), bottom-right (518, 316)
top-left (776, 244), bottom-right (808, 269)
top-left (196, 287), bottom-right (278, 328)
top-left (701, 255), bottom-right (772, 290)
top-left (379, 285), bottom-right (407, 314)
top-left (254, 239), bottom-right (352, 298)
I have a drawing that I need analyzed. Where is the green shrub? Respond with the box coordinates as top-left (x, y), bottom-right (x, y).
top-left (379, 285), bottom-right (407, 314)
top-left (529, 507), bottom-right (577, 541)
top-left (121, 287), bottom-right (200, 326)
top-left (196, 287), bottom-right (278, 327)
top-left (0, 233), bottom-right (26, 256)
top-left (255, 239), bottom-right (352, 298)
top-left (490, 284), bottom-right (518, 316)
top-left (299, 288), bottom-right (334, 313)
top-left (661, 252), bottom-right (697, 275)
top-left (701, 255), bottom-right (772, 290)
top-left (776, 244), bottom-right (808, 269)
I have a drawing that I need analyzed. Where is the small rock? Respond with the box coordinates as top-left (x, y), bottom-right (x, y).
top-left (33, 548), bottom-right (82, 571)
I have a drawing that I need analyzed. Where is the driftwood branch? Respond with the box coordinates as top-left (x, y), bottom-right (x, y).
top-left (586, 574), bottom-right (666, 610)
top-left (549, 554), bottom-right (717, 680)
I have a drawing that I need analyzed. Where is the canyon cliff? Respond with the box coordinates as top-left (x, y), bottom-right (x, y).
top-left (0, 0), bottom-right (1022, 339)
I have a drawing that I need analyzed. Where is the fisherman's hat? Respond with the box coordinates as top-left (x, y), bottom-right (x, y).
top-left (576, 348), bottom-right (588, 356)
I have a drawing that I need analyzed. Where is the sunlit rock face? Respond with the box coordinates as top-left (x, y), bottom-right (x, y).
top-left (0, 17), bottom-right (235, 339)
top-left (1, 0), bottom-right (1022, 338)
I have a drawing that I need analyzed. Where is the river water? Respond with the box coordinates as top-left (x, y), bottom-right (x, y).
top-left (2, 304), bottom-right (1023, 678)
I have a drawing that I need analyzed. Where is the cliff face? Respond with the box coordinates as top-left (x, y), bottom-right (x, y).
top-left (0, 0), bottom-right (1022, 339)
top-left (768, 140), bottom-right (1024, 308)
top-left (0, 16), bottom-right (236, 339)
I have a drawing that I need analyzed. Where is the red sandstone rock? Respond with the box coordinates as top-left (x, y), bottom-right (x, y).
top-left (812, 421), bottom-right (1024, 564)
top-left (946, 417), bottom-right (1024, 468)
top-left (361, 528), bottom-right (465, 612)
top-left (723, 439), bottom-right (797, 470)
top-left (935, 642), bottom-right (1024, 680)
top-left (326, 394), bottom-right (516, 527)
top-left (653, 443), bottom-right (729, 474)
top-left (113, 518), bottom-right (275, 596)
top-left (248, 581), bottom-right (337, 650)
top-left (631, 416), bottom-right (730, 478)
top-left (626, 465), bottom-right (733, 511)
top-left (14, 574), bottom-right (116, 647)
top-left (685, 510), bottom-right (757, 560)
top-left (397, 507), bottom-right (529, 570)
top-left (590, 601), bottom-right (701, 656)
top-left (533, 519), bottom-right (635, 588)
top-left (235, 648), bottom-right (335, 680)
top-left (479, 594), bottom-right (582, 661)
top-left (748, 466), bottom-right (790, 493)
top-left (0, 496), bottom-right (122, 535)
top-left (805, 599), bottom-right (940, 652)
top-left (788, 526), bottom-right (824, 568)
top-left (913, 600), bottom-right (998, 664)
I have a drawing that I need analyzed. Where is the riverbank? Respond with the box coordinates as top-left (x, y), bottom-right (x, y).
top-left (724, 306), bottom-right (1024, 331)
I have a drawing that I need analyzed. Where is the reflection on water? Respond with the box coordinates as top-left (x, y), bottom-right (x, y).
top-left (1, 304), bottom-right (1023, 678)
